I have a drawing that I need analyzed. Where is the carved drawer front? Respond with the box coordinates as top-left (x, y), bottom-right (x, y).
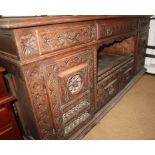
top-left (44, 48), bottom-right (93, 138)
top-left (38, 22), bottom-right (97, 54)
top-left (97, 19), bottom-right (137, 40)
top-left (62, 93), bottom-right (91, 124)
top-left (97, 70), bottom-right (120, 108)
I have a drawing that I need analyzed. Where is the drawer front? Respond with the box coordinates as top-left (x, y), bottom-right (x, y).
top-left (44, 47), bottom-right (94, 138)
top-left (38, 23), bottom-right (97, 54)
top-left (97, 70), bottom-right (120, 108)
top-left (97, 19), bottom-right (137, 40)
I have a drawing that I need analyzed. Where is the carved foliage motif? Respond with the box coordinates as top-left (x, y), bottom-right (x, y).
top-left (39, 25), bottom-right (96, 52)
top-left (20, 32), bottom-right (39, 56)
top-left (25, 67), bottom-right (54, 139)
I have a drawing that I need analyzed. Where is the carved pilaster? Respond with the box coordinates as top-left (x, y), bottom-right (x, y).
top-left (24, 66), bottom-right (55, 139)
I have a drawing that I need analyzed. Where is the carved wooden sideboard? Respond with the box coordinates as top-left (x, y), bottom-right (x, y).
top-left (0, 16), bottom-right (150, 139)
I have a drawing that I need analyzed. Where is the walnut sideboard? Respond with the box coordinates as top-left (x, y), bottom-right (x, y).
top-left (0, 16), bottom-right (151, 139)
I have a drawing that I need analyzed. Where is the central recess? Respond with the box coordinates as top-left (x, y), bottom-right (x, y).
top-left (97, 36), bottom-right (135, 76)
top-left (96, 36), bottom-right (136, 110)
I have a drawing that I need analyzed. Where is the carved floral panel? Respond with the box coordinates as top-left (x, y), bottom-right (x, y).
top-left (14, 29), bottom-right (39, 59)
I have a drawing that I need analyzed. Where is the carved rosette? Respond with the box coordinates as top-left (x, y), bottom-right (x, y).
top-left (20, 32), bottom-right (38, 57)
top-left (68, 74), bottom-right (83, 94)
top-left (25, 67), bottom-right (55, 139)
top-left (39, 24), bottom-right (96, 52)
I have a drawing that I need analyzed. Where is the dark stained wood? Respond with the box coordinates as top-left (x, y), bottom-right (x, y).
top-left (0, 15), bottom-right (151, 140)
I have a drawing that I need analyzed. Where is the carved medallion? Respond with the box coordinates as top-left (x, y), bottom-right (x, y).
top-left (68, 74), bottom-right (83, 94)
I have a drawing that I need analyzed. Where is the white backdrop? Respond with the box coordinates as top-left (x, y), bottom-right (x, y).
top-left (145, 16), bottom-right (155, 74)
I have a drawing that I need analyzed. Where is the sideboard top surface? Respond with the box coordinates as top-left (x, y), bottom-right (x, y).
top-left (0, 15), bottom-right (151, 29)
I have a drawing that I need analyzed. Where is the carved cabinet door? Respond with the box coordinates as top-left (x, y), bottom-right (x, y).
top-left (44, 47), bottom-right (94, 139)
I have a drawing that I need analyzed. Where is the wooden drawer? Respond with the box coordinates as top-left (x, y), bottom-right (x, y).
top-left (97, 70), bottom-right (120, 108)
top-left (97, 19), bottom-right (137, 40)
